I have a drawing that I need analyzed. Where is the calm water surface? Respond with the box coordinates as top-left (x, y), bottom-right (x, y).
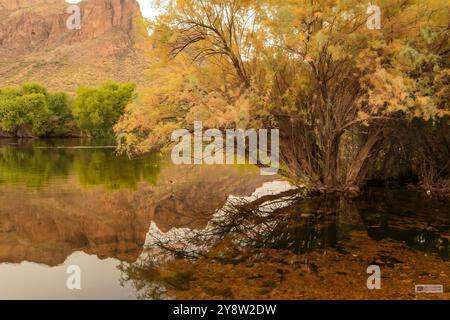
top-left (0, 139), bottom-right (448, 299)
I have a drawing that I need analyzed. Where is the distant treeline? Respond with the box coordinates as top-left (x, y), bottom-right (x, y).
top-left (0, 81), bottom-right (135, 138)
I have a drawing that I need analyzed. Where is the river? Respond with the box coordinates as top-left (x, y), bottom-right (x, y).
top-left (0, 139), bottom-right (448, 299)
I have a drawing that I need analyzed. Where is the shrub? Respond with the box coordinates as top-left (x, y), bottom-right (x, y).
top-left (0, 84), bottom-right (73, 137)
top-left (73, 81), bottom-right (136, 137)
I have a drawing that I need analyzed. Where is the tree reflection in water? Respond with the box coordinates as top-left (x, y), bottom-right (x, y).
top-left (118, 181), bottom-right (358, 299)
top-left (0, 139), bottom-right (162, 189)
top-left (119, 184), bottom-right (449, 299)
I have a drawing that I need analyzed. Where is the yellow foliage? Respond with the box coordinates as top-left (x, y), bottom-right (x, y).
top-left (115, 0), bottom-right (449, 155)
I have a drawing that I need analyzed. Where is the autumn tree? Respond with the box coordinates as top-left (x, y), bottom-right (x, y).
top-left (116, 0), bottom-right (449, 193)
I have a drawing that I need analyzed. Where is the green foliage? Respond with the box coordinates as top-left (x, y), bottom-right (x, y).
top-left (17, 93), bottom-right (50, 136)
top-left (21, 83), bottom-right (47, 95)
top-left (0, 87), bottom-right (50, 136)
top-left (0, 83), bottom-right (72, 136)
top-left (0, 81), bottom-right (135, 138)
top-left (73, 81), bottom-right (136, 137)
top-left (47, 92), bottom-right (75, 136)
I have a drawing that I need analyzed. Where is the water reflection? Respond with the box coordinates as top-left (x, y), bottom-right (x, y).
top-left (357, 189), bottom-right (450, 260)
top-left (119, 185), bottom-right (449, 299)
top-left (0, 251), bottom-right (137, 300)
top-left (0, 139), bottom-right (161, 189)
top-left (0, 140), bottom-right (448, 299)
top-left (143, 184), bottom-right (449, 260)
top-left (0, 140), bottom-right (272, 299)
top-left (0, 141), bottom-right (73, 187)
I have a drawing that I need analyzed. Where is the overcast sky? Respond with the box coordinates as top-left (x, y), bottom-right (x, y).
top-left (136, 0), bottom-right (162, 20)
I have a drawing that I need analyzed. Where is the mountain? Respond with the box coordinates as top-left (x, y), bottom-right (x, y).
top-left (0, 0), bottom-right (151, 91)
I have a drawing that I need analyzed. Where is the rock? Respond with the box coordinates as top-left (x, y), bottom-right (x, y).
top-left (0, 0), bottom-right (151, 91)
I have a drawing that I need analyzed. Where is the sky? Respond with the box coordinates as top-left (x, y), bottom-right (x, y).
top-left (136, 0), bottom-right (162, 20)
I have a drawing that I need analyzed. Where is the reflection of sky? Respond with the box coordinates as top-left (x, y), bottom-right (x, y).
top-left (144, 180), bottom-right (296, 258)
top-left (0, 252), bottom-right (136, 300)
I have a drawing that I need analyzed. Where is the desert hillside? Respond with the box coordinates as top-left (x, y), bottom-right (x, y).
top-left (0, 0), bottom-right (151, 91)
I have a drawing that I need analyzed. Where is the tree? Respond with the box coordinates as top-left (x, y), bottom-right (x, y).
top-left (0, 84), bottom-right (51, 136)
top-left (116, 0), bottom-right (449, 193)
top-left (73, 81), bottom-right (136, 137)
top-left (47, 92), bottom-right (75, 136)
top-left (0, 83), bottom-right (75, 137)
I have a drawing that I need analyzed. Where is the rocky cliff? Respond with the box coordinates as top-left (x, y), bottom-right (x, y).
top-left (0, 0), bottom-right (151, 91)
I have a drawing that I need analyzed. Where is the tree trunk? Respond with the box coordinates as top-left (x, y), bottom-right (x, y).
top-left (324, 136), bottom-right (340, 190)
top-left (345, 130), bottom-right (382, 190)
